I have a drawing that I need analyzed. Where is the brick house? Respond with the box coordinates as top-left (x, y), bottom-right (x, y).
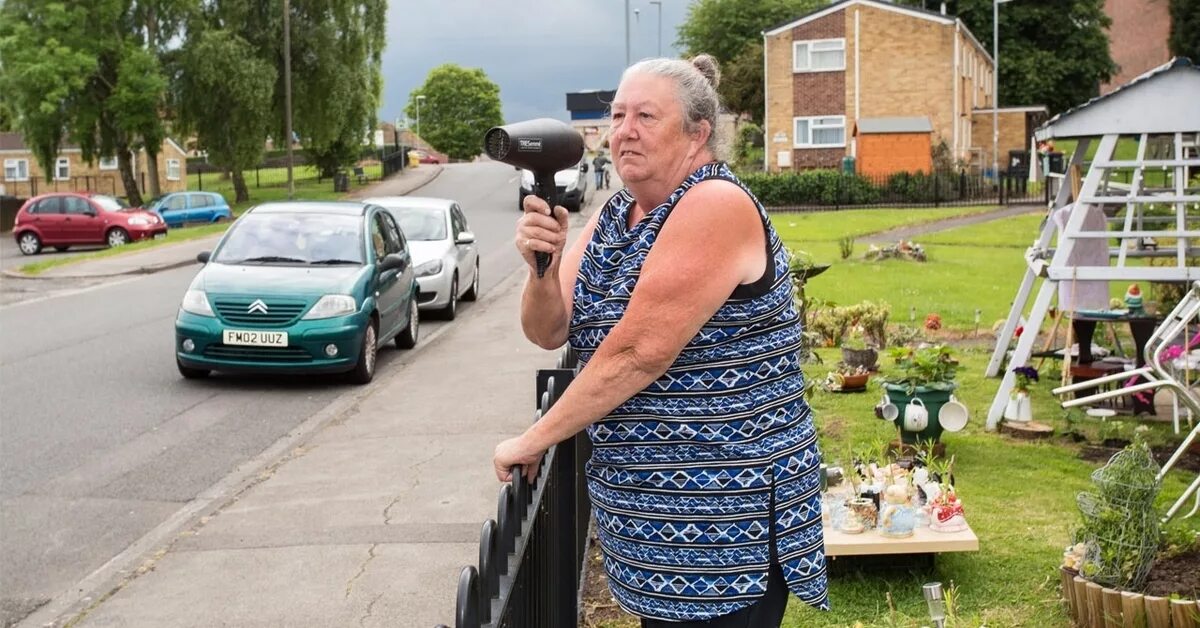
top-left (763, 0), bottom-right (1045, 175)
top-left (1101, 0), bottom-right (1172, 95)
top-left (0, 132), bottom-right (188, 198)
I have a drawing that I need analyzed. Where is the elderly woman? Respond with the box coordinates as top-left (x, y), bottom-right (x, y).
top-left (494, 54), bottom-right (828, 627)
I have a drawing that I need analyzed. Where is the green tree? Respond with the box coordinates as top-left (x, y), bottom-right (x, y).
top-left (1168, 0), bottom-right (1200, 61)
top-left (407, 64), bottom-right (503, 161)
top-left (176, 30), bottom-right (275, 202)
top-left (286, 0), bottom-right (386, 176)
top-left (895, 0), bottom-right (1115, 114)
top-left (0, 0), bottom-right (184, 206)
top-left (0, 1), bottom-right (95, 187)
top-left (675, 0), bottom-right (824, 121)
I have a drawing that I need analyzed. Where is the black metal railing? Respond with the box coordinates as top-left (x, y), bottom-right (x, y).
top-left (437, 347), bottom-right (590, 628)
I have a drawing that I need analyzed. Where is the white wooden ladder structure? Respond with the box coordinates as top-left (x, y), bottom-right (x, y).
top-left (985, 131), bottom-right (1200, 429)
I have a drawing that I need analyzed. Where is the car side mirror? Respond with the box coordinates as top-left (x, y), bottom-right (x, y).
top-left (379, 253), bottom-right (407, 273)
top-left (581, 163), bottom-right (589, 173)
top-left (197, 251), bottom-right (211, 264)
top-left (83, 210), bottom-right (96, 217)
top-left (455, 231), bottom-right (476, 245)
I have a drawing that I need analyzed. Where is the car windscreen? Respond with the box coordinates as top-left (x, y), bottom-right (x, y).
top-left (392, 206), bottom-right (447, 241)
top-left (92, 195), bottom-right (130, 211)
top-left (213, 212), bottom-right (365, 265)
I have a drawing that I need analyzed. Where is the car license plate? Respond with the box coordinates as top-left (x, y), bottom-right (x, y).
top-left (222, 329), bottom-right (288, 347)
top-left (154, 233), bottom-right (167, 240)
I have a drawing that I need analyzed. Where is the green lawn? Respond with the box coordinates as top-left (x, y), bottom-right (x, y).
top-left (16, 164), bottom-right (385, 275)
top-left (590, 208), bottom-right (1199, 628)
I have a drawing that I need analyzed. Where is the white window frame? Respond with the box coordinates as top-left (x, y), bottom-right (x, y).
top-left (98, 155), bottom-right (118, 170)
top-left (3, 158), bottom-right (29, 182)
top-left (166, 159), bottom-right (181, 181)
top-left (793, 38), bottom-right (846, 73)
top-left (55, 157), bottom-right (70, 181)
top-left (793, 115), bottom-right (847, 149)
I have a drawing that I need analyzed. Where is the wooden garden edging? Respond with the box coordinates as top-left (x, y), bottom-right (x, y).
top-left (1061, 568), bottom-right (1199, 627)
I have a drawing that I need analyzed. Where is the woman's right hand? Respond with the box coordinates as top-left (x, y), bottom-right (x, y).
top-left (516, 194), bottom-right (569, 274)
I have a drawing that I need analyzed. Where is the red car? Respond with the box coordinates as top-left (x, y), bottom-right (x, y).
top-left (415, 149), bottom-right (447, 164)
top-left (12, 192), bottom-right (168, 255)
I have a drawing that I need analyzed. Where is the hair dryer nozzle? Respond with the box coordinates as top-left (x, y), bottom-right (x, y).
top-left (483, 118), bottom-right (584, 173)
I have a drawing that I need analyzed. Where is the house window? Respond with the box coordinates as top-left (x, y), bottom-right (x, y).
top-left (166, 159), bottom-right (181, 181)
top-left (3, 159), bottom-right (29, 181)
top-left (55, 157), bottom-right (70, 181)
top-left (793, 39), bottom-right (845, 72)
top-left (793, 116), bottom-right (846, 148)
top-left (98, 155), bottom-right (118, 170)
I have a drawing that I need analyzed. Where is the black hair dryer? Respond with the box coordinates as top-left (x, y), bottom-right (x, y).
top-left (483, 118), bottom-right (583, 278)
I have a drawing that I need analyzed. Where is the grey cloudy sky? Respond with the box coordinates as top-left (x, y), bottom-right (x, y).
top-left (379, 1), bottom-right (693, 125)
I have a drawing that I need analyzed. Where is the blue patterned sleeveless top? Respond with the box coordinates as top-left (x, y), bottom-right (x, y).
top-left (569, 162), bottom-right (829, 621)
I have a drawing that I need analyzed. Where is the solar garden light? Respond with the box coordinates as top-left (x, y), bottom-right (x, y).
top-left (923, 582), bottom-right (946, 628)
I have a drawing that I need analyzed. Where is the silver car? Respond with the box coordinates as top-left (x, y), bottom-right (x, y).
top-left (363, 196), bottom-right (480, 320)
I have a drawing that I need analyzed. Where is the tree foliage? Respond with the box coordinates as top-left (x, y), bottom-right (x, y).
top-left (895, 0), bottom-right (1115, 114)
top-left (176, 30), bottom-right (275, 202)
top-left (407, 64), bottom-right (503, 161)
top-left (0, 0), bottom-right (184, 205)
top-left (1168, 0), bottom-right (1200, 62)
top-left (675, 0), bottom-right (825, 120)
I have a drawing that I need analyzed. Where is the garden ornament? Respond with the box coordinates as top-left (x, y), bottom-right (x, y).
top-left (903, 397), bottom-right (929, 432)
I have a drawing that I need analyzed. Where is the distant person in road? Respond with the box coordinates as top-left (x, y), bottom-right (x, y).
top-left (494, 54), bottom-right (827, 627)
top-left (592, 151), bottom-right (611, 189)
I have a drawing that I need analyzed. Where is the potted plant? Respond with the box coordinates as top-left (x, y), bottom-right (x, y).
top-left (878, 344), bottom-right (959, 446)
top-left (1004, 365), bottom-right (1038, 423)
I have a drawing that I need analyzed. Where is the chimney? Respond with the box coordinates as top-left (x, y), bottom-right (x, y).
top-left (940, 2), bottom-right (947, 14)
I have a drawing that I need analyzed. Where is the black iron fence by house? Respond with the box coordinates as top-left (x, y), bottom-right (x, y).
top-left (738, 169), bottom-right (1056, 212)
top-left (436, 347), bottom-right (590, 628)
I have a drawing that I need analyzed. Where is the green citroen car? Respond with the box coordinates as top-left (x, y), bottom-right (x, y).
top-left (174, 201), bottom-right (420, 384)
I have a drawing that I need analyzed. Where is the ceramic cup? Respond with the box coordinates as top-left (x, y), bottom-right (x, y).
top-left (938, 395), bottom-right (970, 432)
top-left (903, 397), bottom-right (928, 432)
top-left (875, 394), bottom-right (899, 421)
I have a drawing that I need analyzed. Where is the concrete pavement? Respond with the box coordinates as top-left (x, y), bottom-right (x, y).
top-left (3, 164), bottom-right (444, 280)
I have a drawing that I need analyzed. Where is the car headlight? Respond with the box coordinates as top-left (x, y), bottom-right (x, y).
top-left (414, 259), bottom-right (443, 277)
top-left (181, 289), bottom-right (214, 316)
top-left (128, 216), bottom-right (151, 226)
top-left (302, 294), bottom-right (358, 320)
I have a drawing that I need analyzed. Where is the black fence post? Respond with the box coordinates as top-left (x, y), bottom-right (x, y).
top-left (958, 170), bottom-right (967, 202)
top-left (256, 167), bottom-right (261, 189)
top-left (198, 169), bottom-right (203, 191)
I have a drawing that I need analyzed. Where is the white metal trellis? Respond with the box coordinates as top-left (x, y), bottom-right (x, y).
top-left (985, 59), bottom-right (1200, 430)
top-left (1053, 280), bottom-right (1200, 523)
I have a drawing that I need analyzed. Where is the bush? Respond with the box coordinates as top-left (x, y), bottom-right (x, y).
top-left (740, 169), bottom-right (880, 206)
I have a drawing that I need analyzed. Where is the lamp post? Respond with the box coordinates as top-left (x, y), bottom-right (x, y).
top-left (416, 94), bottom-right (425, 146)
top-left (624, 0), bottom-right (631, 67)
top-left (282, 0), bottom-right (294, 199)
top-left (649, 0), bottom-right (662, 57)
top-left (992, 0), bottom-right (1013, 180)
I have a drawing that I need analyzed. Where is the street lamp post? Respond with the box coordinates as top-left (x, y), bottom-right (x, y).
top-left (649, 0), bottom-right (662, 57)
top-left (283, 0), bottom-right (294, 199)
top-left (416, 94), bottom-right (425, 145)
top-left (625, 0), bottom-right (631, 67)
top-left (992, 0), bottom-right (1013, 180)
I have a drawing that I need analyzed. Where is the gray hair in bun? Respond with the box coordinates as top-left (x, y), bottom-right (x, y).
top-left (622, 54), bottom-right (726, 159)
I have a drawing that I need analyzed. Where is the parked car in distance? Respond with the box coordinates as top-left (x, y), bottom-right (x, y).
top-left (12, 192), bottom-right (167, 255)
top-left (174, 201), bottom-right (420, 384)
top-left (363, 196), bottom-right (479, 320)
top-left (414, 149), bottom-right (447, 164)
top-left (145, 191), bottom-right (232, 228)
top-left (518, 159), bottom-right (589, 212)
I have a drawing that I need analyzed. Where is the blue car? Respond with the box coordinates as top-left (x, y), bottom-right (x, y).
top-left (147, 191), bottom-right (233, 228)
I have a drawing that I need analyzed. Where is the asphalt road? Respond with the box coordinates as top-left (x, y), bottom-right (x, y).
top-left (0, 161), bottom-right (557, 626)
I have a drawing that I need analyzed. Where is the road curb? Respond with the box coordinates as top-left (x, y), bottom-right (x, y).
top-left (4, 166), bottom-right (446, 281)
top-left (18, 254), bottom-right (530, 628)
